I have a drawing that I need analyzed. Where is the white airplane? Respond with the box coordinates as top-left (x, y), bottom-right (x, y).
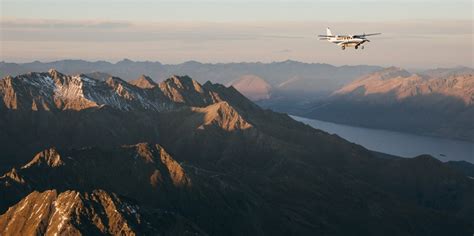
top-left (318, 27), bottom-right (381, 50)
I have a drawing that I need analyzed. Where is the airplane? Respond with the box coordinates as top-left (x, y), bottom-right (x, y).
top-left (318, 27), bottom-right (381, 50)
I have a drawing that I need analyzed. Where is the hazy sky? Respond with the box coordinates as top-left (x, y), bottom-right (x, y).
top-left (1, 0), bottom-right (473, 68)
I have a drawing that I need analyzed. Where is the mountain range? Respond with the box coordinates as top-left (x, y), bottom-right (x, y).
top-left (0, 59), bottom-right (381, 93)
top-left (294, 67), bottom-right (474, 141)
top-left (0, 70), bottom-right (473, 235)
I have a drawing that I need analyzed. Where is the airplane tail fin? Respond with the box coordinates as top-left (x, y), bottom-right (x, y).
top-left (326, 27), bottom-right (333, 36)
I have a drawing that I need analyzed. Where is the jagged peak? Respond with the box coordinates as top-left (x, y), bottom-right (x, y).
top-left (47, 69), bottom-right (69, 82)
top-left (48, 68), bottom-right (59, 74)
top-left (12, 69), bottom-right (67, 86)
top-left (0, 168), bottom-right (26, 184)
top-left (202, 80), bottom-right (214, 87)
top-left (202, 80), bottom-right (226, 90)
top-left (163, 75), bottom-right (203, 91)
top-left (0, 189), bottom-right (141, 236)
top-left (158, 75), bottom-right (212, 106)
top-left (105, 76), bottom-right (137, 97)
top-left (22, 147), bottom-right (65, 169)
top-left (105, 76), bottom-right (128, 85)
top-left (129, 74), bottom-right (157, 89)
top-left (138, 74), bottom-right (154, 82)
top-left (193, 101), bottom-right (253, 131)
top-left (131, 142), bottom-right (190, 187)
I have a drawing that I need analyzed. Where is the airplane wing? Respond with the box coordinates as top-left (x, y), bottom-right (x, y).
top-left (354, 33), bottom-right (381, 37)
top-left (319, 34), bottom-right (351, 38)
top-left (363, 33), bottom-right (381, 36)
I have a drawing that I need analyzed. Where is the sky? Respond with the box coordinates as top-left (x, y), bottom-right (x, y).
top-left (1, 0), bottom-right (473, 68)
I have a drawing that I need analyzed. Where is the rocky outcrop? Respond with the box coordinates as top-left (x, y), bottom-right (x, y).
top-left (22, 148), bottom-right (64, 168)
top-left (0, 189), bottom-right (204, 235)
top-left (191, 101), bottom-right (253, 131)
top-left (158, 75), bottom-right (214, 107)
top-left (0, 189), bottom-right (141, 235)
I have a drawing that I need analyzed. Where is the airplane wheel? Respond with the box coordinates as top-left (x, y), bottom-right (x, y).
top-left (342, 46), bottom-right (345, 50)
top-left (355, 46), bottom-right (358, 49)
top-left (361, 46), bottom-right (365, 49)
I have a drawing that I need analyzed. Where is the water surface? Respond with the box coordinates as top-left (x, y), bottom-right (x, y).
top-left (291, 115), bottom-right (473, 163)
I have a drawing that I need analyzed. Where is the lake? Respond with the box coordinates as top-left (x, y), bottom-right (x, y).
top-left (291, 115), bottom-right (474, 163)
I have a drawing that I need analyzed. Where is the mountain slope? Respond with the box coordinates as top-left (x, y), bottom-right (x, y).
top-left (303, 67), bottom-right (474, 141)
top-left (334, 67), bottom-right (473, 105)
top-left (0, 189), bottom-right (204, 235)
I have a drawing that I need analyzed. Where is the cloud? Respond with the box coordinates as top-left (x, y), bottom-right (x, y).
top-left (1, 19), bottom-right (132, 29)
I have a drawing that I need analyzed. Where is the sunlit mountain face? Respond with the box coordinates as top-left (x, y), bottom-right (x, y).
top-left (295, 67), bottom-right (474, 142)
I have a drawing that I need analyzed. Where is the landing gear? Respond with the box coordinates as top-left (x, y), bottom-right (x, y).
top-left (341, 46), bottom-right (346, 50)
top-left (361, 46), bottom-right (365, 49)
top-left (355, 45), bottom-right (359, 49)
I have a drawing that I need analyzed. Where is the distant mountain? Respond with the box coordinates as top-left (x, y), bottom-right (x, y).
top-left (0, 59), bottom-right (381, 94)
top-left (334, 66), bottom-right (473, 105)
top-left (422, 66), bottom-right (474, 78)
top-left (83, 71), bottom-right (112, 81)
top-left (228, 74), bottom-right (272, 101)
top-left (296, 67), bottom-right (474, 141)
top-left (1, 70), bottom-right (473, 235)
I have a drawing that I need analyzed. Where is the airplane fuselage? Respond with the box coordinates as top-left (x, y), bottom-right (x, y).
top-left (329, 37), bottom-right (367, 46)
top-left (328, 37), bottom-right (369, 49)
